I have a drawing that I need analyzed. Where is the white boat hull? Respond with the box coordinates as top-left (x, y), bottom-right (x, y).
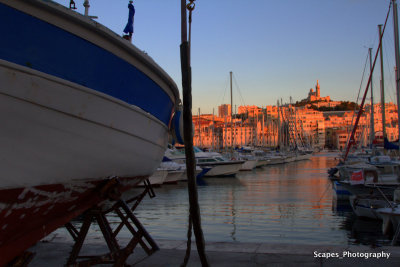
top-left (349, 195), bottom-right (388, 220)
top-left (0, 60), bottom-right (168, 189)
top-left (264, 156), bottom-right (286, 165)
top-left (138, 169), bottom-right (168, 186)
top-left (240, 160), bottom-right (258, 171)
top-left (294, 154), bottom-right (312, 161)
top-left (256, 159), bottom-right (268, 167)
top-left (164, 170), bottom-right (184, 184)
top-left (203, 162), bottom-right (243, 177)
top-left (378, 208), bottom-right (400, 235)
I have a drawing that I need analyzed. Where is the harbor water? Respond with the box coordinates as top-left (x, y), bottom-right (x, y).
top-left (59, 152), bottom-right (392, 246)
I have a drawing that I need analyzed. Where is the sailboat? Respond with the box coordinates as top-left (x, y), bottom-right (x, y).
top-left (336, 0), bottom-right (400, 211)
top-left (0, 0), bottom-right (181, 265)
top-left (375, 0), bottom-right (400, 238)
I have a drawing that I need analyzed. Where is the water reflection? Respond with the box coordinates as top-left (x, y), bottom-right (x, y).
top-left (58, 153), bottom-right (392, 246)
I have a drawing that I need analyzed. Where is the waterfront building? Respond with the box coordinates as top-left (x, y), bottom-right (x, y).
top-left (237, 105), bottom-right (262, 117)
top-left (218, 104), bottom-right (231, 118)
top-left (193, 82), bottom-right (398, 150)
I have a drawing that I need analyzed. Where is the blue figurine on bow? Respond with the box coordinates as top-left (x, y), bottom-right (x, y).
top-left (123, 0), bottom-right (135, 41)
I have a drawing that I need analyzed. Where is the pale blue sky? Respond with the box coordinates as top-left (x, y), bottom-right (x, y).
top-left (54, 0), bottom-right (397, 114)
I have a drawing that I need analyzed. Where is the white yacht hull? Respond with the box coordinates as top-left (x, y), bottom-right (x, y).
top-left (240, 160), bottom-right (258, 171)
top-left (203, 162), bottom-right (243, 177)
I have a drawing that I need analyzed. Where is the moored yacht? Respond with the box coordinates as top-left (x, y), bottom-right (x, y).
top-left (165, 147), bottom-right (244, 177)
top-left (337, 156), bottom-right (400, 196)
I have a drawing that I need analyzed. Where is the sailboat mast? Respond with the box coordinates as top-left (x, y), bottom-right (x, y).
top-left (212, 108), bottom-right (215, 151)
top-left (198, 107), bottom-right (202, 148)
top-left (379, 24), bottom-right (387, 139)
top-left (277, 100), bottom-right (281, 149)
top-left (253, 109), bottom-right (256, 146)
top-left (245, 110), bottom-right (248, 146)
top-left (224, 114), bottom-right (227, 152)
top-left (343, 3), bottom-right (392, 161)
top-left (295, 105), bottom-right (298, 149)
top-left (369, 48), bottom-right (375, 146)
top-left (234, 105), bottom-right (237, 148)
top-left (393, 0), bottom-right (400, 146)
top-left (230, 71), bottom-right (233, 153)
top-left (262, 107), bottom-right (265, 147)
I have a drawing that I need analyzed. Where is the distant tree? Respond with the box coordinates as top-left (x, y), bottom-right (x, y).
top-left (306, 101), bottom-right (359, 112)
top-left (294, 99), bottom-right (309, 107)
top-left (317, 106), bottom-right (332, 111)
top-left (234, 113), bottom-right (248, 121)
top-left (334, 101), bottom-right (359, 111)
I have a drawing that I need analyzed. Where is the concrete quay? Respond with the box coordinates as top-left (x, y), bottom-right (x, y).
top-left (28, 236), bottom-right (400, 266)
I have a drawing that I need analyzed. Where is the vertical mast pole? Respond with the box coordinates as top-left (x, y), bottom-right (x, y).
top-left (277, 100), bottom-right (281, 149)
top-left (241, 112), bottom-right (243, 147)
top-left (234, 105), bottom-right (237, 149)
top-left (253, 110), bottom-right (256, 146)
top-left (262, 107), bottom-right (265, 147)
top-left (393, 0), bottom-right (400, 145)
top-left (230, 72), bottom-right (233, 154)
top-left (369, 48), bottom-right (375, 146)
top-left (379, 24), bottom-right (387, 139)
top-left (245, 111), bottom-right (248, 146)
top-left (224, 115), bottom-right (227, 152)
top-left (198, 108), bottom-right (201, 148)
top-left (212, 108), bottom-right (215, 151)
top-left (295, 105), bottom-right (298, 149)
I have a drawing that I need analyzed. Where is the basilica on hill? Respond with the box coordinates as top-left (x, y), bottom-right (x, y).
top-left (306, 80), bottom-right (330, 102)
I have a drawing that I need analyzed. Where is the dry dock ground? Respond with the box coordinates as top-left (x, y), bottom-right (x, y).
top-left (28, 235), bottom-right (400, 266)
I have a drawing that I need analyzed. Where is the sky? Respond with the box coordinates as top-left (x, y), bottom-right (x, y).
top-left (53, 0), bottom-right (398, 114)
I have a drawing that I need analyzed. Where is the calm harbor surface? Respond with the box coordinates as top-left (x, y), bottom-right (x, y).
top-left (29, 152), bottom-right (400, 266)
top-left (53, 152), bottom-right (392, 247)
top-left (110, 152), bottom-right (391, 246)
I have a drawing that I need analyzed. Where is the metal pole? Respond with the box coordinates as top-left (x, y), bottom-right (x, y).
top-left (262, 107), bottom-right (265, 147)
top-left (369, 47), bottom-right (375, 146)
top-left (245, 110), bottom-right (248, 146)
top-left (253, 109), bottom-right (256, 146)
top-left (294, 106), bottom-right (298, 149)
top-left (198, 108), bottom-right (201, 148)
top-left (212, 108), bottom-right (215, 151)
top-left (224, 114), bottom-right (227, 152)
top-left (393, 0), bottom-right (400, 146)
top-left (234, 105), bottom-right (237, 149)
top-left (379, 24), bottom-right (387, 139)
top-left (230, 72), bottom-right (233, 153)
top-left (277, 100), bottom-right (281, 149)
top-left (241, 114), bottom-right (243, 147)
